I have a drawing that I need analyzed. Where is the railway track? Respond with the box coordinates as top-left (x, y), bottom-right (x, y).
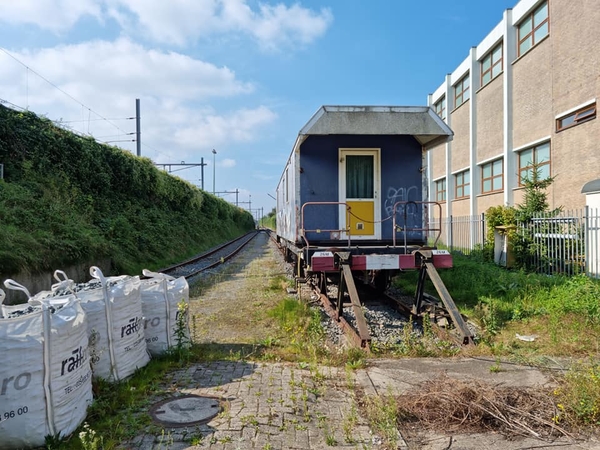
top-left (310, 274), bottom-right (475, 350)
top-left (267, 231), bottom-right (475, 350)
top-left (163, 229), bottom-right (473, 351)
top-left (160, 230), bottom-right (261, 279)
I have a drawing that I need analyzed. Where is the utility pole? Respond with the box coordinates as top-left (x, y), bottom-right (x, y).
top-left (154, 161), bottom-right (207, 191)
top-left (213, 189), bottom-right (239, 205)
top-left (200, 157), bottom-right (205, 190)
top-left (238, 194), bottom-right (252, 212)
top-left (135, 98), bottom-right (141, 157)
top-left (212, 149), bottom-right (217, 194)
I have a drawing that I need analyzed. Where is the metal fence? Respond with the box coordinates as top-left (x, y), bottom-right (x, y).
top-left (524, 210), bottom-right (585, 276)
top-left (428, 214), bottom-right (487, 255)
top-left (431, 208), bottom-right (600, 279)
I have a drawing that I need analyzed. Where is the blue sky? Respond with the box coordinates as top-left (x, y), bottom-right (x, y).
top-left (0, 0), bottom-right (515, 217)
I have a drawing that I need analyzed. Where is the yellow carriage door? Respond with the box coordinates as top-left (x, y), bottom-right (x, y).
top-left (340, 149), bottom-right (379, 238)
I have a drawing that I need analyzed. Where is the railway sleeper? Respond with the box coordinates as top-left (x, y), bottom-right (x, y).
top-left (305, 258), bottom-right (474, 349)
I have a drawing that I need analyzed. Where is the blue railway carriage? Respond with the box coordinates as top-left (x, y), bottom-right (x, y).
top-left (275, 105), bottom-right (453, 283)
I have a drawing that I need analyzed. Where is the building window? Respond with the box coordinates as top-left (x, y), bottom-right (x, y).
top-left (556, 103), bottom-right (596, 132)
top-left (454, 75), bottom-right (470, 108)
top-left (518, 1), bottom-right (549, 56)
top-left (435, 178), bottom-right (446, 202)
top-left (481, 43), bottom-right (503, 86)
top-left (481, 159), bottom-right (503, 193)
top-left (434, 96), bottom-right (446, 120)
top-left (455, 170), bottom-right (470, 199)
top-left (518, 142), bottom-right (550, 185)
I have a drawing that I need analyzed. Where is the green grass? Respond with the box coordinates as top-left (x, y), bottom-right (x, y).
top-left (392, 251), bottom-right (600, 357)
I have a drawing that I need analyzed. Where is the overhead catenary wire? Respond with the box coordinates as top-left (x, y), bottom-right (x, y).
top-left (0, 46), bottom-right (132, 139)
top-left (0, 49), bottom-right (173, 163)
top-left (58, 117), bottom-right (136, 124)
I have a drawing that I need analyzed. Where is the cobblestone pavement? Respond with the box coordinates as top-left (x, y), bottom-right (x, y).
top-left (128, 361), bottom-right (378, 450)
top-left (126, 357), bottom-right (600, 450)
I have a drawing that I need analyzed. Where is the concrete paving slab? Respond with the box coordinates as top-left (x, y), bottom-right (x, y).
top-left (361, 357), bottom-right (557, 396)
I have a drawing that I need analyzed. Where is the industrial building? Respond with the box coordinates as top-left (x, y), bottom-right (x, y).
top-left (426, 0), bottom-right (599, 221)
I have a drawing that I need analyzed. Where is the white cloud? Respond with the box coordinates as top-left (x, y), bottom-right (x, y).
top-left (11, 38), bottom-right (253, 102)
top-left (0, 39), bottom-right (275, 162)
top-left (0, 0), bottom-right (102, 32)
top-left (171, 106), bottom-right (278, 151)
top-left (0, 0), bottom-right (332, 50)
top-left (0, 38), bottom-right (252, 112)
top-left (220, 158), bottom-right (236, 168)
top-left (253, 3), bottom-right (333, 50)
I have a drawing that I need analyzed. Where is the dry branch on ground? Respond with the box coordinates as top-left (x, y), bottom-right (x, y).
top-left (395, 373), bottom-right (572, 440)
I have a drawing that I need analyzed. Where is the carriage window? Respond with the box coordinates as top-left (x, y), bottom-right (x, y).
top-left (346, 155), bottom-right (374, 199)
top-left (285, 168), bottom-right (289, 202)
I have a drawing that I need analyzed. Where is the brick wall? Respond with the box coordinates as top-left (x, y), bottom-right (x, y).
top-left (476, 76), bottom-right (504, 161)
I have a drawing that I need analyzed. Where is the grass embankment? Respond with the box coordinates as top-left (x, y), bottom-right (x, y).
top-left (0, 105), bottom-right (255, 277)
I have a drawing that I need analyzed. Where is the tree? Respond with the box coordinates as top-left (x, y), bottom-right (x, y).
top-left (484, 162), bottom-right (560, 270)
top-left (515, 165), bottom-right (561, 223)
top-left (513, 163), bottom-right (562, 271)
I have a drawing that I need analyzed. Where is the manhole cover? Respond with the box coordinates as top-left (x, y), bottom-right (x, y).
top-left (149, 395), bottom-right (222, 427)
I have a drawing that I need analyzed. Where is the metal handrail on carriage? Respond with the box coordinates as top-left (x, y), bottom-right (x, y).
top-left (300, 201), bottom-right (352, 248)
top-left (392, 201), bottom-right (444, 251)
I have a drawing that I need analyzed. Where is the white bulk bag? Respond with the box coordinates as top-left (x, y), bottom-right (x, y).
top-left (69, 267), bottom-right (150, 381)
top-left (0, 282), bottom-right (92, 450)
top-left (140, 269), bottom-right (190, 356)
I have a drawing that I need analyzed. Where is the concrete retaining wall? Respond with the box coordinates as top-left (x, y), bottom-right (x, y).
top-left (1, 259), bottom-right (112, 305)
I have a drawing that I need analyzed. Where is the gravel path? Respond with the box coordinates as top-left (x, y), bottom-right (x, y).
top-left (188, 231), bottom-right (286, 345)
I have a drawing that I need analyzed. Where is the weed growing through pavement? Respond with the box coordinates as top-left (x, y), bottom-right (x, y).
top-left (309, 363), bottom-right (327, 384)
top-left (171, 299), bottom-right (191, 362)
top-left (344, 348), bottom-right (367, 370)
top-left (361, 393), bottom-right (400, 449)
top-left (241, 415), bottom-right (259, 427)
top-left (489, 357), bottom-right (504, 373)
top-left (342, 404), bottom-right (359, 443)
top-left (325, 429), bottom-right (337, 446)
top-left (345, 366), bottom-right (355, 390)
top-left (157, 429), bottom-right (174, 449)
top-left (189, 434), bottom-right (203, 445)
